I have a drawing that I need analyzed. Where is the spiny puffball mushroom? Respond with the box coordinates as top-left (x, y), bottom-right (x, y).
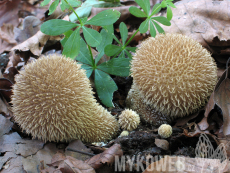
top-left (120, 130), bottom-right (129, 137)
top-left (119, 109), bottom-right (140, 131)
top-left (131, 33), bottom-right (217, 117)
top-left (126, 84), bottom-right (172, 126)
top-left (11, 54), bottom-right (119, 142)
top-left (158, 124), bottom-right (172, 138)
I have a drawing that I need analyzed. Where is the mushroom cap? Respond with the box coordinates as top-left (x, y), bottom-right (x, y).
top-left (131, 33), bottom-right (217, 117)
top-left (12, 54), bottom-right (119, 142)
top-left (158, 124), bottom-right (172, 138)
top-left (120, 130), bottom-right (129, 137)
top-left (119, 109), bottom-right (140, 131)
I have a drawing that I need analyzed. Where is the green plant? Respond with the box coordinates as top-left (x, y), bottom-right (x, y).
top-left (40, 0), bottom-right (175, 107)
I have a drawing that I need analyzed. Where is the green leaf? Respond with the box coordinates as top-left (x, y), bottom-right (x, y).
top-left (85, 9), bottom-right (120, 26)
top-left (78, 63), bottom-right (94, 78)
top-left (152, 20), bottom-right (165, 33)
top-left (41, 19), bottom-right (78, 36)
top-left (98, 0), bottom-right (120, 3)
top-left (82, 26), bottom-right (102, 47)
top-left (151, 16), bottom-right (171, 26)
top-left (167, 2), bottom-right (176, 8)
top-left (150, 3), bottom-right (161, 16)
top-left (66, 0), bottom-right (81, 7)
top-left (112, 33), bottom-right (122, 45)
top-left (139, 19), bottom-right (149, 33)
top-left (161, 0), bottom-right (167, 8)
top-left (149, 21), bottom-right (156, 37)
top-left (95, 69), bottom-right (117, 107)
top-left (129, 6), bottom-right (147, 17)
top-left (119, 22), bottom-right (128, 46)
top-left (76, 39), bottom-right (93, 66)
top-left (41, 0), bottom-right (51, 6)
top-left (166, 6), bottom-right (173, 20)
top-left (104, 45), bottom-right (121, 56)
top-left (48, 0), bottom-right (59, 15)
top-left (126, 47), bottom-right (136, 53)
top-left (124, 49), bottom-right (132, 59)
top-left (98, 57), bottom-right (130, 76)
top-left (60, 30), bottom-right (73, 46)
top-left (62, 27), bottom-right (81, 59)
top-left (118, 51), bottom-right (126, 58)
top-left (60, 0), bottom-right (70, 11)
top-left (96, 25), bottom-right (114, 64)
top-left (81, 17), bottom-right (88, 24)
top-left (135, 0), bottom-right (150, 15)
top-left (69, 0), bottom-right (105, 22)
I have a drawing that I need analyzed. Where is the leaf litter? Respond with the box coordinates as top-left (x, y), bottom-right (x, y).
top-left (0, 0), bottom-right (230, 173)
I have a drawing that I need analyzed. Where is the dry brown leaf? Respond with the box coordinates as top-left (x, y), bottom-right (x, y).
top-left (42, 152), bottom-right (95, 173)
top-left (155, 138), bottom-right (169, 150)
top-left (0, 144), bottom-right (61, 173)
top-left (0, 78), bottom-right (13, 102)
top-left (14, 16), bottom-right (41, 43)
top-left (3, 67), bottom-right (19, 83)
top-left (0, 132), bottom-right (44, 157)
top-left (85, 143), bottom-right (123, 169)
top-left (27, 0), bottom-right (38, 5)
top-left (0, 23), bottom-right (17, 53)
top-left (160, 0), bottom-right (230, 58)
top-left (0, 23), bottom-right (17, 44)
top-left (218, 68), bottom-right (226, 78)
top-left (11, 30), bottom-right (62, 56)
top-left (0, 155), bottom-right (25, 173)
top-left (143, 156), bottom-right (229, 173)
top-left (0, 0), bottom-right (21, 27)
top-left (174, 112), bottom-right (200, 127)
top-left (65, 139), bottom-right (94, 161)
top-left (198, 92), bottom-right (215, 131)
top-left (214, 66), bottom-right (230, 136)
top-left (0, 114), bottom-right (13, 138)
top-left (0, 152), bottom-right (17, 170)
top-left (0, 98), bottom-right (12, 117)
top-left (22, 143), bottom-right (64, 173)
top-left (5, 52), bottom-right (21, 72)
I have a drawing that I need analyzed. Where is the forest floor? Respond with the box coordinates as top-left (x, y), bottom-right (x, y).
top-left (0, 0), bottom-right (230, 173)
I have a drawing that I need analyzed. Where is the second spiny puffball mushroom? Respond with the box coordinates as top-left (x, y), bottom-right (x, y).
top-left (130, 33), bottom-right (217, 119)
top-left (11, 54), bottom-right (119, 142)
top-left (119, 109), bottom-right (140, 131)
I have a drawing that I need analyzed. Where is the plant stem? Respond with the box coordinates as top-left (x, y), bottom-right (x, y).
top-left (64, 0), bottom-right (83, 25)
top-left (150, 2), bottom-right (162, 16)
top-left (111, 28), bottom-right (139, 59)
top-left (64, 0), bottom-right (96, 67)
top-left (124, 28), bottom-right (139, 47)
top-left (88, 45), bottom-right (96, 68)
